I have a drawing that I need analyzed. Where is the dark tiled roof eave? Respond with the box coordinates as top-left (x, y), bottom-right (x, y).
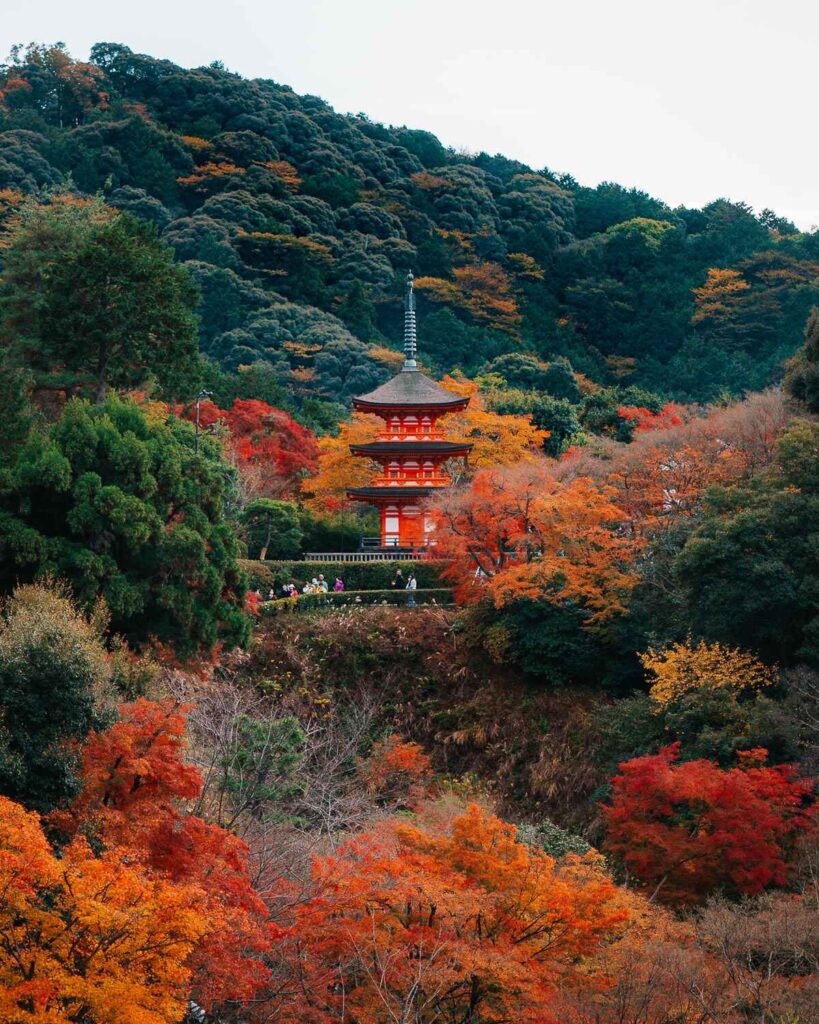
top-left (346, 486), bottom-right (442, 500)
top-left (350, 441), bottom-right (473, 455)
top-left (353, 369), bottom-right (470, 409)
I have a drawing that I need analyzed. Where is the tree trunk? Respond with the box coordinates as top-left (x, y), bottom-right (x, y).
top-left (259, 520), bottom-right (273, 562)
top-left (96, 353), bottom-right (107, 405)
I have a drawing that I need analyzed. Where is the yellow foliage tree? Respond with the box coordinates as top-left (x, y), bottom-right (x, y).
top-left (692, 267), bottom-right (750, 325)
top-left (301, 412), bottom-right (378, 512)
top-left (439, 375), bottom-right (547, 468)
top-left (640, 639), bottom-right (776, 707)
top-left (416, 262), bottom-right (521, 333)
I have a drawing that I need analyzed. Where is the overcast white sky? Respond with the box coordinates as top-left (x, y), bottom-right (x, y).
top-left (4, 0), bottom-right (818, 228)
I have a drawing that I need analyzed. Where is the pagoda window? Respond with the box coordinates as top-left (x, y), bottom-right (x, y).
top-left (388, 416), bottom-right (401, 435)
top-left (403, 416), bottom-right (419, 435)
top-left (421, 415), bottom-right (432, 434)
top-left (387, 461), bottom-right (400, 479)
top-left (422, 460), bottom-right (435, 479)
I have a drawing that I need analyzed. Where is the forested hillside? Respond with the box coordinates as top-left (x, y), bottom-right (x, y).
top-left (2, 40), bottom-right (819, 424)
top-left (1, 40), bottom-right (818, 1024)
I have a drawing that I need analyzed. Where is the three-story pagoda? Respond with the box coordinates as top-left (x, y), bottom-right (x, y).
top-left (347, 272), bottom-right (472, 549)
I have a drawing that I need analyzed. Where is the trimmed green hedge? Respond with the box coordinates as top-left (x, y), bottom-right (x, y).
top-left (261, 588), bottom-right (453, 614)
top-left (239, 559), bottom-right (444, 592)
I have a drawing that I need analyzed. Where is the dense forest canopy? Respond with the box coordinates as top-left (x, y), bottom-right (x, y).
top-left (1, 40), bottom-right (818, 421)
top-left (1, 40), bottom-right (819, 1024)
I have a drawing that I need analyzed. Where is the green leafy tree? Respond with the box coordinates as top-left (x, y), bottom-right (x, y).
top-left (531, 395), bottom-right (581, 456)
top-left (785, 307), bottom-right (819, 413)
top-left (242, 499), bottom-right (302, 561)
top-left (481, 352), bottom-right (555, 390)
top-left (0, 584), bottom-right (115, 811)
top-left (337, 281), bottom-right (378, 341)
top-left (0, 395), bottom-right (249, 658)
top-left (0, 362), bottom-right (33, 466)
top-left (219, 714), bottom-right (306, 821)
top-left (593, 687), bottom-right (800, 774)
top-left (0, 197), bottom-right (199, 402)
top-left (675, 420), bottom-right (819, 665)
top-left (542, 356), bottom-right (582, 401)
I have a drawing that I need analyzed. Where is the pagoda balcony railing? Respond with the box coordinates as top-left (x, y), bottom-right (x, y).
top-left (359, 536), bottom-right (434, 551)
top-left (376, 428), bottom-right (446, 441)
top-left (370, 474), bottom-right (451, 488)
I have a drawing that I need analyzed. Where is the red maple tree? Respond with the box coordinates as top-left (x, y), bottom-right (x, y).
top-left (617, 401), bottom-right (687, 433)
top-left (603, 743), bottom-right (816, 904)
top-left (186, 398), bottom-right (319, 497)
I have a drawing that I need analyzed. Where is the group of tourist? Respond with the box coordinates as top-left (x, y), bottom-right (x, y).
top-left (391, 568), bottom-right (418, 606)
top-left (251, 570), bottom-right (420, 607)
top-left (279, 575), bottom-right (345, 597)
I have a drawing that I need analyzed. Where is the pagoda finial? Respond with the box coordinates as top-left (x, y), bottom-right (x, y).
top-left (403, 270), bottom-right (418, 371)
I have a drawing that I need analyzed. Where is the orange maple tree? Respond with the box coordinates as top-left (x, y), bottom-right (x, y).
top-left (274, 802), bottom-right (630, 1024)
top-left (357, 734), bottom-right (433, 810)
top-left (257, 159), bottom-right (301, 192)
top-left (51, 699), bottom-right (273, 1011)
top-left (0, 796), bottom-right (209, 1024)
top-left (430, 460), bottom-right (641, 623)
top-left (603, 743), bottom-right (816, 905)
top-left (177, 160), bottom-right (245, 192)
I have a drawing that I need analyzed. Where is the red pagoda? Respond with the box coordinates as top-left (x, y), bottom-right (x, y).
top-left (347, 272), bottom-right (471, 549)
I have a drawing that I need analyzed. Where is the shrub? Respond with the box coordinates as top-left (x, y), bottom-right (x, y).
top-left (0, 584), bottom-right (116, 811)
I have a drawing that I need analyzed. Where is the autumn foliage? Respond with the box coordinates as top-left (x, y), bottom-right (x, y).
top-left (274, 802), bottom-right (630, 1024)
top-left (0, 699), bottom-right (273, 1021)
top-left (617, 400), bottom-right (686, 432)
top-left (604, 743), bottom-right (816, 904)
top-left (358, 734), bottom-right (433, 809)
top-left (431, 460), bottom-right (641, 623)
top-left (0, 796), bottom-right (209, 1024)
top-left (184, 397), bottom-right (319, 497)
top-left (641, 637), bottom-right (776, 706)
top-left (572, 390), bottom-right (789, 537)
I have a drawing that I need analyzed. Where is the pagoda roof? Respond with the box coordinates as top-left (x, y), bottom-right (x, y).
top-left (350, 441), bottom-right (473, 456)
top-left (347, 486), bottom-right (440, 501)
top-left (353, 369), bottom-right (469, 411)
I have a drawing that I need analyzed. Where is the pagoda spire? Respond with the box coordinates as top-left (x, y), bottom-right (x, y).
top-left (403, 270), bottom-right (418, 371)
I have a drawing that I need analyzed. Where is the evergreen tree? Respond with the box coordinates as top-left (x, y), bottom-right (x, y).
top-left (242, 499), bottom-right (303, 561)
top-left (337, 281), bottom-right (378, 341)
top-left (784, 307), bottom-right (819, 413)
top-left (0, 362), bottom-right (33, 466)
top-left (531, 395), bottom-right (581, 456)
top-left (0, 197), bottom-right (199, 403)
top-left (0, 395), bottom-right (249, 658)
